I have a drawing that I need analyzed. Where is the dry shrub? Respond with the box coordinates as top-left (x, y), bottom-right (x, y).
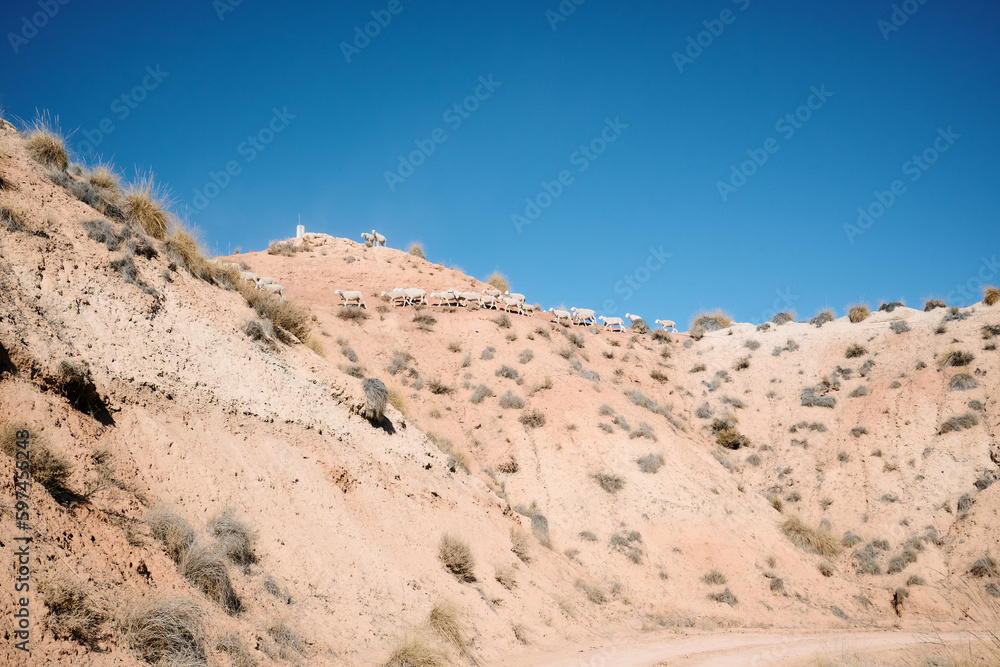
top-left (267, 239), bottom-right (309, 255)
top-left (119, 597), bottom-right (205, 666)
top-left (510, 528), bottom-right (532, 563)
top-left (383, 632), bottom-right (444, 667)
top-left (165, 227), bottom-right (211, 279)
top-left (439, 534), bottom-right (476, 582)
top-left (781, 515), bottom-right (840, 557)
top-left (969, 555), bottom-right (998, 578)
top-left (949, 373), bottom-right (978, 391)
top-left (428, 601), bottom-right (468, 656)
top-left (24, 114), bottom-right (69, 170)
top-left (487, 271), bottom-right (510, 293)
top-left (470, 384), bottom-right (493, 404)
top-left (845, 343), bottom-right (867, 358)
top-left (267, 620), bottom-right (304, 658)
top-left (338, 307), bottom-right (371, 322)
top-left (39, 569), bottom-right (103, 644)
top-left (810, 309), bottom-right (835, 326)
top-left (924, 298), bottom-right (947, 311)
top-left (499, 391), bottom-right (524, 409)
top-left (592, 472), bottom-right (624, 494)
top-left (575, 579), bottom-right (607, 604)
top-left (691, 309), bottom-right (733, 331)
top-left (215, 633), bottom-right (258, 667)
top-left (708, 588), bottom-right (738, 606)
top-left (637, 453), bottom-right (664, 473)
top-left (494, 564), bottom-right (517, 590)
top-left (0, 423), bottom-right (72, 492)
top-left (207, 509), bottom-right (256, 568)
top-left (939, 412), bottom-right (979, 434)
top-left (1, 204), bottom-right (29, 232)
top-left (519, 409), bottom-right (545, 428)
top-left (984, 286), bottom-right (1000, 306)
top-left (772, 311), bottom-right (795, 325)
top-left (178, 542), bottom-right (241, 614)
top-left (122, 174), bottom-right (171, 239)
top-left (407, 242), bottom-right (425, 258)
top-left (427, 378), bottom-right (454, 395)
top-left (937, 349), bottom-right (975, 368)
top-left (86, 162), bottom-right (121, 193)
top-left (237, 280), bottom-right (311, 343)
top-left (848, 304), bottom-right (870, 323)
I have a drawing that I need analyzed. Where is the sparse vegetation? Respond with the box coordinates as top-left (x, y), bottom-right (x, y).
top-left (147, 506), bottom-right (195, 563)
top-left (733, 356), bottom-right (750, 371)
top-left (772, 311), bottom-right (795, 325)
top-left (702, 570), bottom-right (726, 585)
top-left (848, 304), bottom-right (870, 323)
top-left (119, 596), bottom-right (205, 666)
top-left (575, 579), bottom-right (607, 604)
top-left (179, 542), bottom-right (241, 613)
top-left (781, 516), bottom-right (840, 557)
top-left (969, 555), bottom-right (998, 578)
top-left (495, 313), bottom-right (512, 329)
top-left (24, 115), bottom-right (69, 170)
top-left (383, 632), bottom-right (444, 667)
top-left (708, 588), bottom-right (738, 606)
top-left (407, 242), bottom-right (425, 258)
top-left (207, 509), bottom-right (256, 568)
top-left (801, 386), bottom-right (836, 408)
top-left (122, 174), bottom-right (171, 239)
top-left (849, 385), bottom-right (870, 398)
top-left (924, 298), bottom-right (947, 311)
top-left (938, 349), bottom-right (974, 368)
top-left (39, 569), bottom-right (103, 644)
top-left (487, 271), bottom-right (510, 293)
top-left (691, 309), bottom-right (733, 331)
top-left (985, 286), bottom-right (1000, 306)
top-left (592, 472), bottom-right (624, 494)
top-left (499, 391), bottom-right (525, 409)
top-left (949, 373), bottom-right (978, 391)
top-left (637, 453), bottom-right (664, 473)
top-left (609, 530), bottom-right (643, 564)
top-left (470, 384), bottom-right (493, 404)
top-left (1, 423), bottom-right (72, 493)
top-left (1, 204), bottom-right (29, 232)
top-left (845, 343), bottom-right (867, 358)
top-left (438, 534), bottom-right (476, 582)
top-left (519, 409), bottom-right (546, 429)
top-left (810, 309), bottom-right (835, 326)
top-left (890, 320), bottom-right (911, 334)
top-left (519, 348), bottom-right (534, 364)
top-left (939, 412), bottom-right (979, 434)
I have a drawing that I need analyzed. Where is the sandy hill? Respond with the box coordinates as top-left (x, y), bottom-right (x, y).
top-left (1, 119), bottom-right (998, 666)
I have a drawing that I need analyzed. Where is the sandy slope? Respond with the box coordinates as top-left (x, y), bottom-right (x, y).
top-left (1, 120), bottom-right (998, 666)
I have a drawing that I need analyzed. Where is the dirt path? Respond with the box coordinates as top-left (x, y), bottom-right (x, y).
top-left (499, 631), bottom-right (972, 666)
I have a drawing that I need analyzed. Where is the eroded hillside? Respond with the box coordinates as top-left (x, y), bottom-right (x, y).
top-left (1, 119), bottom-right (998, 666)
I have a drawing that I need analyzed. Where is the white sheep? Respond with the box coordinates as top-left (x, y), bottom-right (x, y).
top-left (479, 294), bottom-right (498, 309)
top-left (598, 316), bottom-right (625, 332)
top-left (401, 287), bottom-right (427, 306)
top-left (430, 290), bottom-right (459, 306)
top-left (239, 270), bottom-right (259, 284)
top-left (570, 307), bottom-right (596, 325)
top-left (654, 319), bottom-right (677, 331)
top-left (549, 308), bottom-right (573, 324)
top-left (256, 276), bottom-right (277, 290)
top-left (371, 230), bottom-right (387, 246)
top-left (482, 288), bottom-right (502, 298)
top-left (455, 291), bottom-right (482, 306)
top-left (500, 296), bottom-right (523, 314)
top-left (360, 232), bottom-right (375, 245)
top-left (381, 289), bottom-right (408, 307)
top-left (335, 289), bottom-right (367, 308)
top-left (521, 303), bottom-right (537, 317)
top-left (261, 283), bottom-right (285, 300)
top-left (504, 290), bottom-right (526, 303)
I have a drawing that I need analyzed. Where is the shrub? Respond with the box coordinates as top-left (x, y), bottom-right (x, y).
top-left (383, 632), bottom-right (445, 667)
top-left (939, 412), bottom-right (979, 434)
top-left (969, 556), bottom-right (998, 578)
top-left (598, 423), bottom-right (613, 433)
top-left (708, 588), bottom-right (738, 606)
top-left (592, 472), bottom-right (624, 494)
top-left (609, 531), bottom-right (643, 564)
top-left (781, 516), bottom-right (840, 557)
top-left (849, 385), bottom-right (870, 398)
top-left (147, 506), bottom-right (195, 563)
top-left (845, 343), bottom-right (867, 358)
top-left (495, 313), bottom-right (512, 329)
top-left (338, 307), bottom-right (370, 322)
top-left (439, 534), bottom-right (476, 582)
top-left (207, 510), bottom-right (256, 568)
top-left (510, 529), bottom-right (532, 563)
top-left (1, 423), bottom-right (72, 492)
top-left (238, 283), bottom-right (311, 343)
top-left (428, 601), bottom-right (468, 656)
top-left (499, 391), bottom-right (525, 409)
top-left (81, 217), bottom-right (121, 250)
top-left (387, 351), bottom-right (413, 375)
top-left (631, 423), bottom-right (657, 442)
top-left (165, 227), bottom-right (210, 279)
top-left (480, 346), bottom-right (496, 360)
top-left (340, 346), bottom-right (358, 362)
top-left (745, 339), bottom-right (761, 350)
top-left (494, 564), bottom-right (517, 590)
top-left (413, 313), bottom-right (436, 329)
top-left (519, 409), bottom-right (546, 429)
top-left (122, 174), bottom-right (171, 239)
top-left (470, 384), bottom-right (493, 404)
top-left (179, 542), bottom-right (241, 613)
top-left (924, 298), bottom-right (947, 311)
top-left (772, 311), bottom-right (795, 325)
top-left (850, 426), bottom-right (868, 437)
top-left (848, 304), bottom-right (870, 323)
top-left (579, 531), bottom-right (598, 542)
top-left (630, 317), bottom-right (650, 334)
top-left (801, 387), bottom-right (836, 408)
top-left (120, 597), bottom-right (205, 665)
top-left (691, 309), bottom-right (733, 331)
top-left (407, 242), bottom-right (425, 258)
top-left (637, 453), bottom-right (664, 473)
top-left (575, 579), bottom-right (607, 604)
top-left (810, 309), bottom-right (835, 326)
top-left (426, 378), bottom-right (454, 395)
top-left (890, 320), bottom-right (911, 334)
top-left (24, 115), bottom-right (69, 170)
top-left (39, 570), bottom-right (103, 643)
top-left (267, 239), bottom-right (308, 255)
top-left (695, 403), bottom-right (712, 419)
top-left (938, 349), bottom-right (974, 367)
top-left (1, 204), bottom-right (29, 232)
top-left (267, 621), bottom-right (304, 658)
top-left (733, 356), bottom-right (750, 371)
top-left (984, 286), bottom-right (1000, 306)
top-left (486, 271), bottom-right (510, 293)
top-left (215, 633), bottom-right (257, 667)
top-left (519, 349), bottom-right (534, 364)
top-left (949, 373), bottom-right (978, 391)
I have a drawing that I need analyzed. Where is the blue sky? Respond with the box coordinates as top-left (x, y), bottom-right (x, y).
top-left (3, 0), bottom-right (998, 324)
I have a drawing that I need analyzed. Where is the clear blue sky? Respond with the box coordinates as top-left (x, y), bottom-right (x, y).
top-left (3, 0), bottom-right (998, 324)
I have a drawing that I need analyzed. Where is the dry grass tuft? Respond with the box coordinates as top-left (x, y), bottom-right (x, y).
top-left (848, 304), bottom-right (870, 323)
top-left (383, 632), bottom-right (444, 667)
top-left (148, 506), bottom-right (195, 563)
top-left (1, 204), bottom-right (30, 232)
top-left (267, 620), bottom-right (304, 658)
top-left (781, 516), bottom-right (840, 557)
top-left (207, 509), bottom-right (256, 568)
top-left (691, 309), bottom-right (733, 331)
top-left (439, 534), bottom-right (476, 582)
top-left (428, 601), bottom-right (469, 656)
top-left (519, 409), bottom-right (546, 429)
top-left (119, 596), bottom-right (205, 666)
top-left (510, 528), bottom-right (532, 563)
top-left (592, 472), bottom-right (625, 494)
top-left (178, 542), bottom-right (241, 614)
top-left (122, 174), bottom-right (171, 239)
top-left (494, 564), bottom-right (517, 590)
top-left (937, 348), bottom-right (975, 368)
top-left (845, 343), bottom-right (867, 358)
top-left (24, 114), bottom-right (69, 170)
top-left (216, 633), bottom-right (258, 667)
top-left (1, 423), bottom-right (73, 492)
top-left (984, 286), bottom-right (1000, 306)
top-left (637, 453), bottom-right (664, 473)
top-left (86, 162), bottom-right (121, 192)
top-left (487, 271), bottom-right (510, 293)
top-left (39, 569), bottom-right (104, 644)
top-left (575, 579), bottom-right (607, 604)
top-left (236, 280), bottom-right (311, 343)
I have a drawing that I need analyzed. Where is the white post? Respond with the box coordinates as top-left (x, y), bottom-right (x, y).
top-left (296, 224), bottom-right (304, 239)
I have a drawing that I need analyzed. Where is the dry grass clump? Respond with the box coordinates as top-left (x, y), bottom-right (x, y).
top-left (119, 596), bottom-right (205, 666)
top-left (1, 423), bottom-right (73, 492)
top-left (575, 579), bottom-right (607, 604)
top-left (890, 320), bottom-right (911, 334)
top-left (848, 303), bottom-right (870, 323)
top-left (207, 509), bottom-right (256, 568)
top-left (39, 569), bottom-right (104, 644)
top-left (969, 555), bottom-right (998, 578)
top-left (267, 239), bottom-right (310, 255)
top-left (235, 280), bottom-right (311, 343)
top-left (939, 412), bottom-right (979, 434)
top-left (165, 227), bottom-right (212, 280)
top-left (712, 416), bottom-right (750, 450)
top-left (801, 386), bottom-right (836, 408)
top-left (938, 349), bottom-right (975, 368)
top-left (216, 633), bottom-right (258, 667)
top-left (691, 309), bottom-right (733, 331)
top-left (439, 534), bottom-right (476, 582)
top-left (702, 570), bottom-right (727, 585)
top-left (810, 309), bottom-right (835, 326)
top-left (428, 601), bottom-right (469, 657)
top-left (510, 528), bottom-right (532, 563)
top-left (845, 343), bottom-right (867, 358)
top-left (86, 162), bottom-right (121, 192)
top-left (1, 204), bottom-right (30, 232)
top-left (122, 174), bottom-right (171, 239)
top-left (636, 453), bottom-right (664, 473)
top-left (519, 409), bottom-right (546, 429)
top-left (610, 531), bottom-right (644, 564)
top-left (407, 242), bottom-right (425, 258)
top-left (383, 632), bottom-right (444, 667)
top-left (178, 542), bottom-right (241, 614)
top-left (781, 516), bottom-right (840, 557)
top-left (592, 472), bottom-right (624, 494)
top-left (427, 378), bottom-right (454, 395)
top-left (147, 506), bottom-right (195, 563)
top-left (486, 271), bottom-right (510, 293)
top-left (267, 620), bottom-right (304, 658)
top-left (949, 373), bottom-right (978, 391)
top-left (81, 217), bottom-right (121, 250)
top-left (984, 286), bottom-right (1000, 306)
top-left (338, 306), bottom-right (371, 323)
top-left (707, 588), bottom-right (738, 606)
top-left (499, 391), bottom-right (525, 409)
top-left (924, 298), bottom-right (947, 311)
top-left (470, 384), bottom-right (493, 404)
top-left (733, 355), bottom-right (750, 371)
top-left (24, 115), bottom-right (69, 170)
top-left (772, 311), bottom-right (795, 325)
